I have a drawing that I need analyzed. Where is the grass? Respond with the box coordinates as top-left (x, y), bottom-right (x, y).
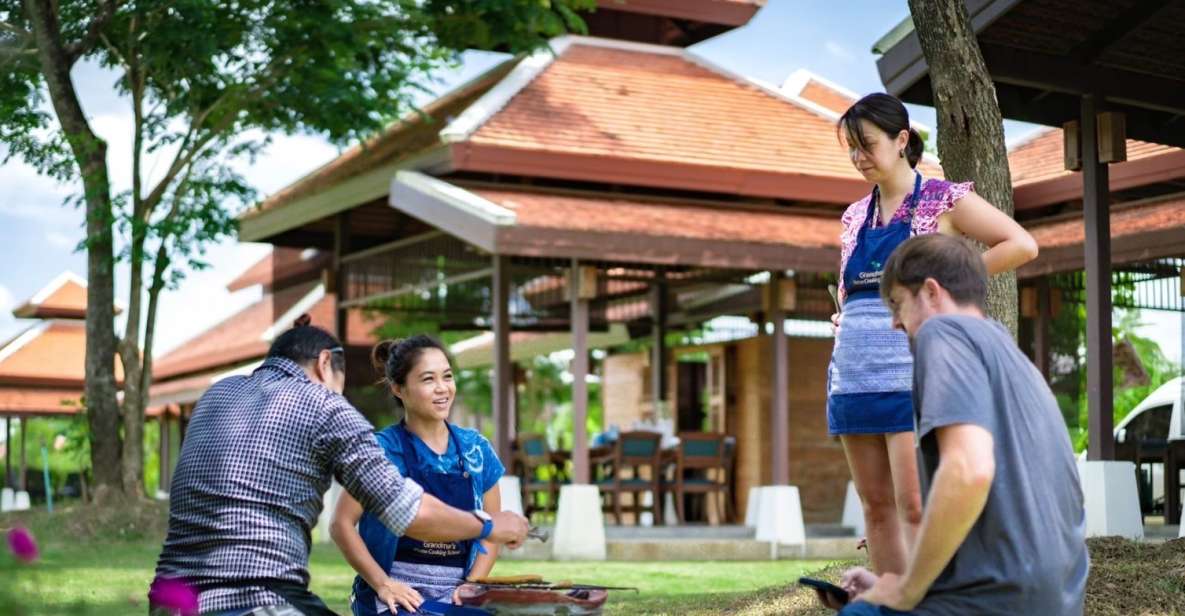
top-left (0, 502), bottom-right (830, 615)
top-left (5, 503), bottom-right (1184, 615)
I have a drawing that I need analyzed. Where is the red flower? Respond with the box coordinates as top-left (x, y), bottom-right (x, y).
top-left (148, 577), bottom-right (199, 616)
top-left (6, 526), bottom-right (38, 563)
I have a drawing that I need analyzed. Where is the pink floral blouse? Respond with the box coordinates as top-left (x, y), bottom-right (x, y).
top-left (837, 179), bottom-right (974, 303)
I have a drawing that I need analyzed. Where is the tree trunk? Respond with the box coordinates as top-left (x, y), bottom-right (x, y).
top-left (23, 0), bottom-right (123, 502)
top-left (907, 0), bottom-right (1019, 338)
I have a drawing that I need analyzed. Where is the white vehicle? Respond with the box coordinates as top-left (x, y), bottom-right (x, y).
top-left (1113, 376), bottom-right (1184, 512)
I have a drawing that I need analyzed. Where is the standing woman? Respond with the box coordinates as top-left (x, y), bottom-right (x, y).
top-left (331, 336), bottom-right (506, 615)
top-left (828, 93), bottom-right (1038, 575)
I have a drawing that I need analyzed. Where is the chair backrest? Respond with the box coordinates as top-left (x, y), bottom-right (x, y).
top-left (515, 433), bottom-right (550, 467)
top-left (614, 431), bottom-right (663, 468)
top-left (676, 432), bottom-right (726, 472)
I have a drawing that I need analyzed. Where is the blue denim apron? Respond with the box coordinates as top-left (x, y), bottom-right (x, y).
top-left (826, 174), bottom-right (921, 435)
top-left (352, 423), bottom-right (477, 616)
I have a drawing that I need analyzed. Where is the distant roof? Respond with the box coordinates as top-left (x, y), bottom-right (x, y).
top-left (1022, 193), bottom-right (1185, 276)
top-left (0, 320), bottom-right (123, 387)
top-left (1007, 127), bottom-right (1185, 209)
top-left (12, 272), bottom-right (89, 319)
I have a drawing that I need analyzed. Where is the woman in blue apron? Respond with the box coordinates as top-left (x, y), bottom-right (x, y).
top-left (331, 335), bottom-right (506, 615)
top-left (829, 93), bottom-right (1038, 576)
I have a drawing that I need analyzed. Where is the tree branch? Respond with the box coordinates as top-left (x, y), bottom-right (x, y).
top-left (65, 0), bottom-right (121, 63)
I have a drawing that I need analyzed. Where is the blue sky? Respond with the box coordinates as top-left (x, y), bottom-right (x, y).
top-left (0, 0), bottom-right (1180, 363)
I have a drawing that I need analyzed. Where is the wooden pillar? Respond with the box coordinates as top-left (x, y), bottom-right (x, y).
top-left (492, 255), bottom-right (513, 465)
top-left (4, 416), bottom-right (10, 488)
top-left (650, 272), bottom-right (668, 419)
top-left (1034, 278), bottom-right (1051, 380)
top-left (18, 416), bottom-right (27, 492)
top-left (159, 414), bottom-right (171, 492)
top-left (570, 261), bottom-right (591, 484)
top-left (1082, 94), bottom-right (1115, 462)
top-left (333, 212), bottom-right (352, 343)
top-left (770, 273), bottom-right (790, 486)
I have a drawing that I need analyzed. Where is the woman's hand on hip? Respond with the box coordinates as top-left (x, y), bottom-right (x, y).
top-left (830, 312), bottom-right (843, 336)
top-left (376, 578), bottom-right (422, 613)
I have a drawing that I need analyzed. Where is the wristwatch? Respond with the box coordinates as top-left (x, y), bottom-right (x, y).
top-left (472, 510), bottom-right (493, 554)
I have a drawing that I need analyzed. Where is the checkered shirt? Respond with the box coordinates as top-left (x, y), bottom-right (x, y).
top-left (154, 357), bottom-right (424, 612)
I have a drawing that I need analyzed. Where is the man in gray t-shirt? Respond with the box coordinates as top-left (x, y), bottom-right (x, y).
top-left (832, 235), bottom-right (1088, 616)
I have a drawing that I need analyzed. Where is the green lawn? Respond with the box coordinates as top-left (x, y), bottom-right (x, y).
top-left (3, 532), bottom-right (829, 615)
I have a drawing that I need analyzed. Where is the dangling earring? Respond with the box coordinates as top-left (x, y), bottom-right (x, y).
top-left (898, 149), bottom-right (905, 158)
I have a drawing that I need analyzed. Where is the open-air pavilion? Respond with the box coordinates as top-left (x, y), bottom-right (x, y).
top-left (875, 0), bottom-right (1185, 535)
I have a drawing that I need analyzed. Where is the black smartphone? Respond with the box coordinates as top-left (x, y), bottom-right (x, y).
top-left (798, 576), bottom-right (850, 607)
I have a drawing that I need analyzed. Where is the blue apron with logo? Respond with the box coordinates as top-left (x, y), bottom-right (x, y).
top-left (352, 423), bottom-right (477, 615)
top-left (826, 173), bottom-right (922, 435)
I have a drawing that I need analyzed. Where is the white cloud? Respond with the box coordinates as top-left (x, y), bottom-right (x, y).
top-left (46, 231), bottom-right (75, 249)
top-left (0, 284), bottom-right (18, 342)
top-left (151, 241), bottom-right (271, 356)
top-left (824, 40), bottom-right (855, 63)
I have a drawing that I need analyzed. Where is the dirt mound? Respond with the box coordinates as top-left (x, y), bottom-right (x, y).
top-left (0, 499), bottom-right (170, 543)
top-left (712, 538), bottom-right (1185, 616)
top-left (1086, 537), bottom-right (1185, 616)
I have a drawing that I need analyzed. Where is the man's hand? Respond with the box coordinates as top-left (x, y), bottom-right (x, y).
top-left (840, 567), bottom-right (877, 596)
top-left (375, 578), bottom-right (422, 613)
top-left (488, 511), bottom-right (528, 548)
top-left (854, 572), bottom-right (923, 611)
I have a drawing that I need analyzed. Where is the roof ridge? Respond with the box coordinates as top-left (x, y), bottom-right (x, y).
top-left (441, 35), bottom-right (698, 144)
top-left (26, 271), bottom-right (86, 306)
top-left (440, 38), bottom-right (574, 144)
top-left (782, 68), bottom-right (937, 135)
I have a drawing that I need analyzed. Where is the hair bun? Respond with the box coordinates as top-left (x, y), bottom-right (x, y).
top-left (293, 314), bottom-right (312, 328)
top-left (370, 339), bottom-right (400, 378)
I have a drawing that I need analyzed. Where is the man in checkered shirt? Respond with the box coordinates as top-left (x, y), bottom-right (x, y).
top-left (151, 319), bottom-right (527, 615)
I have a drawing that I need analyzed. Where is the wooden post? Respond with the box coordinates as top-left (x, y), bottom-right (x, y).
top-left (18, 416), bottom-right (27, 492)
top-left (4, 416), bottom-right (10, 488)
top-left (159, 414), bottom-right (171, 492)
top-left (1082, 94), bottom-right (1115, 462)
top-left (650, 272), bottom-right (668, 420)
top-left (492, 255), bottom-right (513, 465)
top-left (570, 261), bottom-right (591, 485)
top-left (1034, 278), bottom-right (1051, 380)
top-left (333, 212), bottom-right (351, 343)
top-left (770, 273), bottom-right (790, 486)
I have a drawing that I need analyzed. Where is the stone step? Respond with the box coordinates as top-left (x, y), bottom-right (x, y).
top-left (501, 536), bottom-right (866, 562)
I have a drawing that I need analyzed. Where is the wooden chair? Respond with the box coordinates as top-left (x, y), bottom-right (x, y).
top-left (595, 431), bottom-right (664, 525)
top-left (513, 433), bottom-right (558, 519)
top-left (668, 432), bottom-right (728, 524)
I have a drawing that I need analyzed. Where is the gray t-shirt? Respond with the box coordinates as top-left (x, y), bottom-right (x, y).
top-left (911, 315), bottom-right (1088, 616)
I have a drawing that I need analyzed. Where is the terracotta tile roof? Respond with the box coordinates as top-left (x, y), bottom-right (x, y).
top-left (0, 386), bottom-right (84, 416)
top-left (226, 248), bottom-right (330, 292)
top-left (1009, 128), bottom-right (1181, 186)
top-left (469, 45), bottom-right (862, 181)
top-left (153, 281), bottom-right (384, 381)
top-left (798, 80), bottom-right (856, 116)
top-left (0, 320), bottom-right (123, 384)
top-left (467, 186), bottom-right (841, 271)
top-left (1027, 196), bottom-right (1185, 250)
top-left (226, 252), bottom-right (275, 292)
top-left (12, 272), bottom-right (89, 319)
top-left (1021, 194), bottom-right (1185, 276)
top-left (480, 188), bottom-right (839, 247)
top-left (152, 284), bottom-right (301, 379)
